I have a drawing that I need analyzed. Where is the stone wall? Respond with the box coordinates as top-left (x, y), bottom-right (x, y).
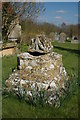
top-left (0, 42), bottom-right (17, 56)
top-left (0, 47), bottom-right (15, 56)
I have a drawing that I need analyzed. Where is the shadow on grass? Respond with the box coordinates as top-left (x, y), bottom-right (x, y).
top-left (54, 46), bottom-right (80, 54)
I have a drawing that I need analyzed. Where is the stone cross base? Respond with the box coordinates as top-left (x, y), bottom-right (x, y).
top-left (5, 52), bottom-right (69, 106)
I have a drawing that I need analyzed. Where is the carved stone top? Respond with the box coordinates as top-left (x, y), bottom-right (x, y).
top-left (28, 34), bottom-right (53, 54)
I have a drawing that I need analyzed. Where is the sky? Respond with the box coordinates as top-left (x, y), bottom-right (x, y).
top-left (37, 2), bottom-right (78, 26)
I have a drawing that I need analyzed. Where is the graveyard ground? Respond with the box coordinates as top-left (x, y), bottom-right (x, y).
top-left (2, 41), bottom-right (79, 118)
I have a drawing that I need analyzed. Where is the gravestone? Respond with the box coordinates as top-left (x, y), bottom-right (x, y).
top-left (8, 18), bottom-right (21, 42)
top-left (72, 36), bottom-right (78, 40)
top-left (59, 32), bottom-right (66, 43)
top-left (66, 37), bottom-right (70, 40)
top-left (5, 34), bottom-right (69, 107)
top-left (49, 32), bottom-right (55, 41)
top-left (54, 32), bottom-right (59, 41)
top-left (71, 36), bottom-right (79, 44)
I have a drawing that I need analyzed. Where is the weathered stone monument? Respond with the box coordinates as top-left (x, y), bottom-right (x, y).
top-left (8, 18), bottom-right (21, 42)
top-left (71, 36), bottom-right (79, 44)
top-left (59, 32), bottom-right (66, 43)
top-left (5, 34), bottom-right (69, 107)
top-left (49, 32), bottom-right (55, 41)
top-left (54, 32), bottom-right (60, 41)
top-left (28, 34), bottom-right (53, 54)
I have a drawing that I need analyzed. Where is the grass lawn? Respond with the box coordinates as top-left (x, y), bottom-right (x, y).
top-left (52, 41), bottom-right (79, 75)
top-left (2, 42), bottom-right (79, 118)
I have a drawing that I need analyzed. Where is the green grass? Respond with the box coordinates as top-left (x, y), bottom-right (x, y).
top-left (18, 43), bottom-right (28, 52)
top-left (2, 54), bottom-right (17, 86)
top-left (53, 41), bottom-right (78, 51)
top-left (2, 92), bottom-right (78, 118)
top-left (53, 42), bottom-right (78, 75)
top-left (2, 42), bottom-right (79, 118)
top-left (2, 87), bottom-right (78, 118)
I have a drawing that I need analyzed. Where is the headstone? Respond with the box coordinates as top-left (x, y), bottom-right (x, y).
top-left (54, 32), bottom-right (60, 41)
top-left (72, 36), bottom-right (78, 40)
top-left (71, 36), bottom-right (79, 44)
top-left (67, 37), bottom-right (69, 40)
top-left (8, 18), bottom-right (21, 42)
top-left (59, 32), bottom-right (66, 43)
top-left (49, 32), bottom-right (55, 41)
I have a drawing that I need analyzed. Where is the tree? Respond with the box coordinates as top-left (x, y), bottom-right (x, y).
top-left (61, 22), bottom-right (67, 33)
top-left (2, 2), bottom-right (45, 42)
top-left (70, 28), bottom-right (73, 38)
top-left (2, 2), bottom-right (16, 42)
top-left (61, 22), bottom-right (66, 28)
